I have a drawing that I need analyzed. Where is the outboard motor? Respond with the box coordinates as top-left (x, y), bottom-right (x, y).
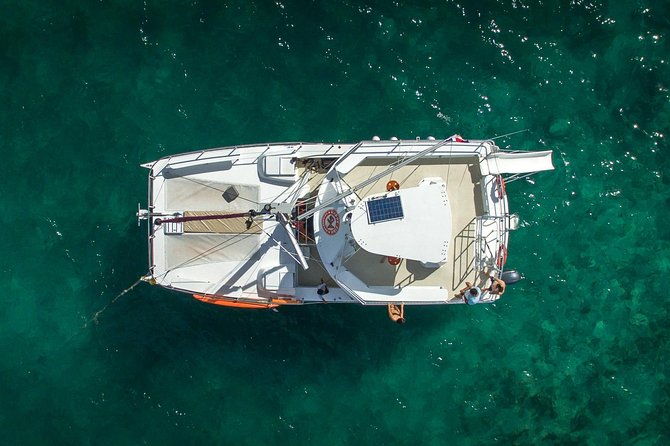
top-left (501, 269), bottom-right (523, 285)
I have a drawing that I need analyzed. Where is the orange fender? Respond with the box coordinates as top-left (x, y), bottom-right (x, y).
top-left (192, 294), bottom-right (278, 309)
top-left (192, 294), bottom-right (303, 309)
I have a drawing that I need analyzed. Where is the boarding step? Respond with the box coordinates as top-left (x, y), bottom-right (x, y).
top-left (164, 214), bottom-right (183, 235)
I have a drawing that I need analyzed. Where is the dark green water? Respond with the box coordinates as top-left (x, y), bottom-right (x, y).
top-left (2, 0), bottom-right (669, 444)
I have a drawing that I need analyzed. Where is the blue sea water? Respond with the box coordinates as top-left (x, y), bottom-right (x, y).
top-left (1, 0), bottom-right (669, 444)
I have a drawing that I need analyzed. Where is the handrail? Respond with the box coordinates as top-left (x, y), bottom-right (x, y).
top-left (474, 215), bottom-right (509, 275)
top-left (151, 141), bottom-right (310, 162)
top-left (147, 170), bottom-right (155, 273)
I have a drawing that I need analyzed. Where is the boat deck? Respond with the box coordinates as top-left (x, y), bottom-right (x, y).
top-left (336, 157), bottom-right (487, 300)
top-left (143, 140), bottom-right (523, 305)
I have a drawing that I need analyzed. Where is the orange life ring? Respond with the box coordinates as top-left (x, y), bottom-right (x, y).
top-left (386, 180), bottom-right (400, 191)
top-left (496, 244), bottom-right (507, 269)
top-left (388, 256), bottom-right (402, 266)
top-left (496, 175), bottom-right (506, 199)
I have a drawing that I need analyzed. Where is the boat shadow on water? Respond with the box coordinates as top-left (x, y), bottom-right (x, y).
top-left (85, 231), bottom-right (460, 373)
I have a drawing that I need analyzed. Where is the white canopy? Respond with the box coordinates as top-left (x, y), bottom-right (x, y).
top-left (349, 181), bottom-right (451, 263)
top-left (481, 150), bottom-right (554, 175)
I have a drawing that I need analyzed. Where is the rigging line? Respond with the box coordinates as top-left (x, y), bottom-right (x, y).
top-left (358, 160), bottom-right (418, 201)
top-left (394, 163), bottom-right (421, 188)
top-left (336, 175), bottom-right (360, 202)
top-left (446, 139), bottom-right (454, 187)
top-left (266, 168), bottom-right (311, 205)
top-left (253, 222), bottom-right (303, 267)
top-left (490, 128), bottom-right (529, 141)
top-left (357, 162), bottom-right (387, 203)
top-left (306, 253), bottom-right (332, 278)
top-left (297, 195), bottom-right (319, 207)
top-left (289, 186), bottom-right (320, 207)
top-left (301, 191), bottom-right (324, 205)
top-left (160, 215), bottom-right (278, 276)
top-left (152, 232), bottom-right (259, 281)
top-left (176, 175), bottom-right (262, 206)
top-left (331, 235), bottom-right (352, 280)
top-left (298, 231), bottom-right (316, 244)
top-left (283, 171), bottom-right (315, 209)
top-left (243, 250), bottom-right (265, 294)
top-left (208, 252), bottom-right (264, 299)
top-left (83, 276), bottom-right (145, 328)
top-left (300, 247), bottom-right (332, 277)
top-left (298, 138), bottom-right (450, 221)
top-left (152, 176), bottom-right (167, 206)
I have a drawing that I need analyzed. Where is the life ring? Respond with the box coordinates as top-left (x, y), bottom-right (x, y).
top-left (387, 256), bottom-right (402, 266)
top-left (386, 180), bottom-right (400, 191)
top-left (321, 209), bottom-right (340, 236)
top-left (496, 175), bottom-right (506, 199)
top-left (496, 244), bottom-right (507, 269)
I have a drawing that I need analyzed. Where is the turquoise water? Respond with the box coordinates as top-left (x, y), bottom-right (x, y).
top-left (1, 0), bottom-right (669, 443)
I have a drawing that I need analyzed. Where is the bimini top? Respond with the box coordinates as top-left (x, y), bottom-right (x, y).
top-left (349, 179), bottom-right (451, 264)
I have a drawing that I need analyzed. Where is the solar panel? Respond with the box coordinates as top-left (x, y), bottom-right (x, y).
top-left (367, 195), bottom-right (404, 224)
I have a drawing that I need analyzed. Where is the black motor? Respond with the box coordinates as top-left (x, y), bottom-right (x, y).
top-left (501, 269), bottom-right (523, 285)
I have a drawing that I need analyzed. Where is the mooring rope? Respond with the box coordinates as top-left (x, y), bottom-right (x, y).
top-left (82, 276), bottom-right (146, 328)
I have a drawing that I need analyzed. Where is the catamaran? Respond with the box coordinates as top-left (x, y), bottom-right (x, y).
top-left (137, 135), bottom-right (553, 308)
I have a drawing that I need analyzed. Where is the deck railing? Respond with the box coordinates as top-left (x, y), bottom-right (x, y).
top-left (474, 214), bottom-right (509, 275)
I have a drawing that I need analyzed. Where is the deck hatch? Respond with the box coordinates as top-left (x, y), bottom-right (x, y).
top-left (366, 195), bottom-right (404, 224)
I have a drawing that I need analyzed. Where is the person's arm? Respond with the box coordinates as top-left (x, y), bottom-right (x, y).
top-left (459, 282), bottom-right (473, 294)
top-left (400, 304), bottom-right (404, 318)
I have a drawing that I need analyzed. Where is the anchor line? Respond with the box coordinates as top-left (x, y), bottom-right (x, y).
top-left (83, 276), bottom-right (145, 328)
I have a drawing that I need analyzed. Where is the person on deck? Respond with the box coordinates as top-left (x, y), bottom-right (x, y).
top-left (387, 303), bottom-right (405, 324)
top-left (488, 277), bottom-right (506, 296)
top-left (317, 280), bottom-right (329, 301)
top-left (457, 282), bottom-right (481, 305)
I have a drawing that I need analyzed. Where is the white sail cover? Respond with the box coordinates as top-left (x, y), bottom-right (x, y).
top-left (482, 150), bottom-right (554, 175)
